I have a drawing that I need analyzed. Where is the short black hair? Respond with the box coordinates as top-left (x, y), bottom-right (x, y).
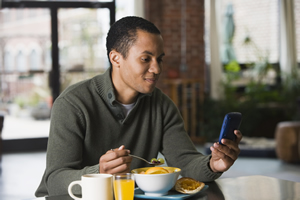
top-left (106, 16), bottom-right (161, 65)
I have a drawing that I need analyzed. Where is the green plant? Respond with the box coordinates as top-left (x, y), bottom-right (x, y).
top-left (14, 96), bottom-right (26, 109)
top-left (200, 32), bottom-right (300, 141)
top-left (201, 67), bottom-right (300, 142)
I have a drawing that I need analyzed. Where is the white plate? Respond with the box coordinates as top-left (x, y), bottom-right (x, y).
top-left (134, 185), bottom-right (208, 199)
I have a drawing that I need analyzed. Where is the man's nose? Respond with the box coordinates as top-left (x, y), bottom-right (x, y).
top-left (149, 61), bottom-right (161, 75)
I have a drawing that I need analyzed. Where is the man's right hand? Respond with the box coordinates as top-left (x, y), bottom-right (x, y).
top-left (99, 145), bottom-right (132, 174)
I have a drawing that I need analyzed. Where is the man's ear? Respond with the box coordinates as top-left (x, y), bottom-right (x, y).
top-left (109, 50), bottom-right (122, 68)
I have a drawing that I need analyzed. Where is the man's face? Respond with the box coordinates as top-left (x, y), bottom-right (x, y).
top-left (117, 30), bottom-right (164, 95)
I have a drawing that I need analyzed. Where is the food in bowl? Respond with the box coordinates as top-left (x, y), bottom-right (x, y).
top-left (132, 167), bottom-right (181, 196)
top-left (138, 167), bottom-right (170, 174)
top-left (175, 177), bottom-right (205, 194)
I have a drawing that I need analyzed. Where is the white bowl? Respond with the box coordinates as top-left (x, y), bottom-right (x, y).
top-left (131, 167), bottom-right (181, 196)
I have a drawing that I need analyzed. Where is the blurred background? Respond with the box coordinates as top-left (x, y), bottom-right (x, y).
top-left (0, 0), bottom-right (300, 199)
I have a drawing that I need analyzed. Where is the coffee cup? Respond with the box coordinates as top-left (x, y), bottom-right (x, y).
top-left (68, 174), bottom-right (113, 200)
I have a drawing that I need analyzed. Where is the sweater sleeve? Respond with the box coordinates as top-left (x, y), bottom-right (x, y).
top-left (35, 97), bottom-right (99, 197)
top-left (160, 95), bottom-right (222, 182)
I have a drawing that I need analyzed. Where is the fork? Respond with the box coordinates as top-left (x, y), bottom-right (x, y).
top-left (129, 154), bottom-right (163, 166)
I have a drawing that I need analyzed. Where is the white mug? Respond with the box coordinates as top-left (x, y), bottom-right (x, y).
top-left (68, 174), bottom-right (113, 200)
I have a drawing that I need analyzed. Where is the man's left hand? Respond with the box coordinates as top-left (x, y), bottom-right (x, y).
top-left (209, 130), bottom-right (242, 173)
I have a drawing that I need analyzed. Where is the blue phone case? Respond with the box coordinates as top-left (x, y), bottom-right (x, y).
top-left (218, 112), bottom-right (242, 144)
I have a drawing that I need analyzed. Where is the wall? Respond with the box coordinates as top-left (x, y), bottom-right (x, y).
top-left (144, 0), bottom-right (206, 93)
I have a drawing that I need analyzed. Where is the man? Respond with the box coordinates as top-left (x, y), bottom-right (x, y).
top-left (35, 16), bottom-right (242, 197)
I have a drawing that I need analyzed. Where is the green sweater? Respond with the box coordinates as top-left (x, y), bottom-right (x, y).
top-left (35, 68), bottom-right (221, 197)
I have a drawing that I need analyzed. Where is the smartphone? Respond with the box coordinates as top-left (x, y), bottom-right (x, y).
top-left (218, 112), bottom-right (242, 144)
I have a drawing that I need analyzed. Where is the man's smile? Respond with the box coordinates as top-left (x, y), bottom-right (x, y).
top-left (144, 77), bottom-right (158, 84)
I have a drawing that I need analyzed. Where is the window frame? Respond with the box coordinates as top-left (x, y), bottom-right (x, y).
top-left (1, 0), bottom-right (116, 102)
top-left (0, 0), bottom-right (115, 152)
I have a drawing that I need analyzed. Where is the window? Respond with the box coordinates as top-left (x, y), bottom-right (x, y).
top-left (16, 50), bottom-right (26, 72)
top-left (0, 1), bottom-right (116, 145)
top-left (4, 51), bottom-right (13, 72)
top-left (205, 0), bottom-right (280, 88)
top-left (30, 49), bottom-right (40, 71)
top-left (0, 0), bottom-right (142, 150)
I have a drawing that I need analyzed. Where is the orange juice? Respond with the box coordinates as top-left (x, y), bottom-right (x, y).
top-left (114, 179), bottom-right (134, 200)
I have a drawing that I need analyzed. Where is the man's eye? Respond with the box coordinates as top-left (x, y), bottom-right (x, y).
top-left (141, 57), bottom-right (150, 62)
top-left (157, 58), bottom-right (163, 63)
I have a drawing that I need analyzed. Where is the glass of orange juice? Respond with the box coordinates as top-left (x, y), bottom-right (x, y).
top-left (113, 173), bottom-right (135, 200)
